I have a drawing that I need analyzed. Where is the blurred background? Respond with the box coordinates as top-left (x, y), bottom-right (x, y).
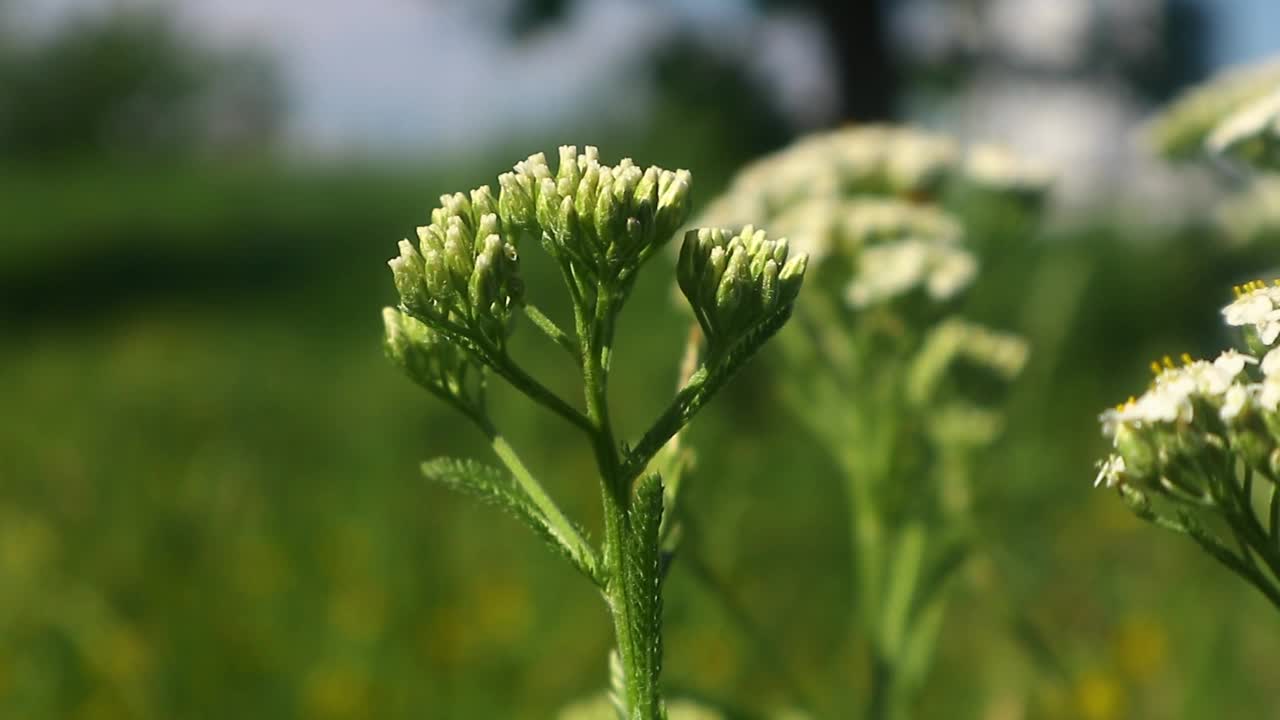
top-left (3, 0), bottom-right (1280, 717)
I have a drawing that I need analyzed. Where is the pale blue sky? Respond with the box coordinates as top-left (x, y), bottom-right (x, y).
top-left (10, 0), bottom-right (1279, 154)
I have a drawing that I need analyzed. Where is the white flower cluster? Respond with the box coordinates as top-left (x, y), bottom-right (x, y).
top-left (698, 125), bottom-right (1049, 239)
top-left (694, 127), bottom-right (1051, 319)
top-left (1094, 349), bottom-right (1268, 488)
top-left (1095, 285), bottom-right (1280, 491)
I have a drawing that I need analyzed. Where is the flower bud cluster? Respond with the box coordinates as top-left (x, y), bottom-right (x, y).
top-left (388, 186), bottom-right (522, 349)
top-left (382, 307), bottom-right (482, 410)
top-left (1146, 55), bottom-right (1280, 162)
top-left (677, 225), bottom-right (808, 357)
top-left (498, 145), bottom-right (691, 284)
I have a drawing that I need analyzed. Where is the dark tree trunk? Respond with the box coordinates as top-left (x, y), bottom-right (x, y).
top-left (812, 0), bottom-right (896, 122)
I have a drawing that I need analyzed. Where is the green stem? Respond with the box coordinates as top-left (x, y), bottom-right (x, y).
top-left (583, 286), bottom-right (662, 719)
top-left (523, 304), bottom-right (581, 365)
top-left (867, 653), bottom-right (895, 720)
top-left (488, 351), bottom-right (594, 434)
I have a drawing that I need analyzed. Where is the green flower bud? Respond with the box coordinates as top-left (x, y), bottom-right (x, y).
top-left (594, 167), bottom-right (619, 250)
top-left (1113, 423), bottom-right (1158, 483)
top-left (575, 159), bottom-right (601, 211)
top-left (536, 177), bottom-right (562, 238)
top-left (443, 223), bottom-right (472, 288)
top-left (778, 252), bottom-right (808, 306)
top-left (760, 259), bottom-right (779, 310)
top-left (715, 244), bottom-right (749, 316)
top-left (557, 145), bottom-right (581, 189)
top-left (389, 239), bottom-right (428, 313)
top-left (497, 171), bottom-right (536, 231)
top-left (1229, 419), bottom-right (1274, 474)
top-left (634, 166), bottom-right (660, 219)
top-left (655, 169), bottom-right (692, 240)
top-left (468, 237), bottom-right (499, 310)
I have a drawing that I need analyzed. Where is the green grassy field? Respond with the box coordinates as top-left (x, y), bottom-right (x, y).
top-left (3, 157), bottom-right (1280, 718)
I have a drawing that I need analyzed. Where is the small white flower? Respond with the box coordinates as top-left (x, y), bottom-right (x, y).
top-left (1099, 407), bottom-right (1122, 439)
top-left (1214, 348), bottom-right (1258, 377)
top-left (1265, 321), bottom-right (1280, 346)
top-left (1262, 376), bottom-right (1280, 411)
top-left (1223, 288), bottom-right (1274, 326)
top-left (926, 247), bottom-right (978, 301)
top-left (1095, 454), bottom-right (1127, 488)
top-left (846, 239), bottom-right (928, 307)
top-left (1221, 383), bottom-right (1252, 421)
top-left (1263, 347), bottom-right (1280, 377)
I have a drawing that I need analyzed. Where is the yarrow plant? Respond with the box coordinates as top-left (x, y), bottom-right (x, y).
top-left (1095, 280), bottom-right (1280, 610)
top-left (382, 146), bottom-right (806, 719)
top-left (696, 125), bottom-right (1043, 719)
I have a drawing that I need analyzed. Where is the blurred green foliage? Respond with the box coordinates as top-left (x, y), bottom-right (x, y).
top-left (4, 146), bottom-right (1280, 718)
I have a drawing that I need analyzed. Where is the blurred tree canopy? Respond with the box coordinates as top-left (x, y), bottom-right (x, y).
top-left (0, 6), bottom-right (284, 162)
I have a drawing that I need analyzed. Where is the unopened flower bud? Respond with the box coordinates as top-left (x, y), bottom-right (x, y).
top-left (498, 171), bottom-right (536, 230)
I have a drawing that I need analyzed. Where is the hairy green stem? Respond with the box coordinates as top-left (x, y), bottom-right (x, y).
top-left (523, 303), bottom-right (582, 364)
top-left (583, 285), bottom-right (662, 719)
top-left (488, 351), bottom-right (595, 434)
